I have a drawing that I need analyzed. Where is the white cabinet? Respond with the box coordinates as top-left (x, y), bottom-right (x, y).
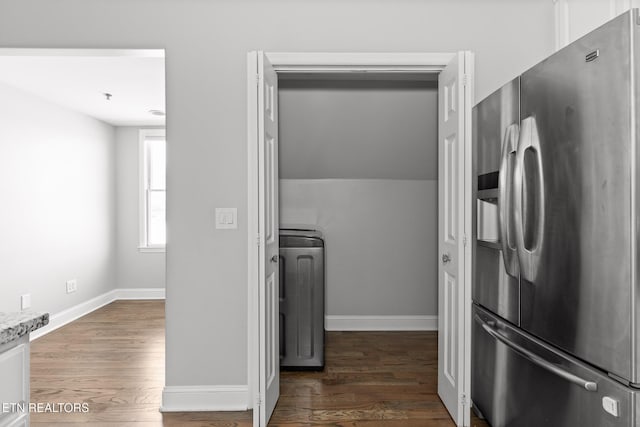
top-left (553, 0), bottom-right (640, 50)
top-left (0, 335), bottom-right (30, 427)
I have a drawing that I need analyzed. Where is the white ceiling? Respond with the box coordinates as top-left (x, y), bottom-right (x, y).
top-left (0, 50), bottom-right (165, 127)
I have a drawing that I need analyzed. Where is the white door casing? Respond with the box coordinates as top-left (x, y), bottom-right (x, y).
top-left (553, 0), bottom-right (640, 51)
top-left (437, 51), bottom-right (473, 427)
top-left (254, 51), bottom-right (280, 426)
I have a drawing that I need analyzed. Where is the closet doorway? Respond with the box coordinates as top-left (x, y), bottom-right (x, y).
top-left (247, 52), bottom-right (474, 427)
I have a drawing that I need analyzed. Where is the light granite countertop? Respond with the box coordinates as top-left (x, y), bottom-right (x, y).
top-left (0, 311), bottom-right (49, 345)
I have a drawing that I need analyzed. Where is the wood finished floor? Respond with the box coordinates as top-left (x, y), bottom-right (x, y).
top-left (30, 301), bottom-right (489, 426)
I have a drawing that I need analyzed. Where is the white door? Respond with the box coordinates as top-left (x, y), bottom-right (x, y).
top-left (437, 51), bottom-right (473, 427)
top-left (253, 51), bottom-right (280, 426)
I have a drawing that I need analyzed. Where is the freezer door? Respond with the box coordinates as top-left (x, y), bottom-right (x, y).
top-left (518, 12), bottom-right (633, 381)
top-left (472, 304), bottom-right (637, 427)
top-left (473, 78), bottom-right (520, 325)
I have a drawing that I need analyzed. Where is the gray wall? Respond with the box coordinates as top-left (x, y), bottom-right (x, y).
top-left (279, 80), bottom-right (438, 316)
top-left (115, 127), bottom-right (166, 290)
top-left (279, 80), bottom-right (438, 180)
top-left (281, 180), bottom-right (438, 316)
top-left (0, 0), bottom-right (555, 388)
top-left (0, 81), bottom-right (116, 314)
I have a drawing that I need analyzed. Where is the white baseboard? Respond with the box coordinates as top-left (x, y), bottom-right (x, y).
top-left (116, 287), bottom-right (166, 300)
top-left (29, 287), bottom-right (165, 341)
top-left (325, 315), bottom-right (437, 331)
top-left (29, 289), bottom-right (118, 340)
top-left (161, 385), bottom-right (249, 412)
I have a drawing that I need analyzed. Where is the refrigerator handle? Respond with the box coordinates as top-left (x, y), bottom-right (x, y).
top-left (498, 123), bottom-right (520, 278)
top-left (474, 314), bottom-right (598, 392)
top-left (513, 116), bottom-right (545, 282)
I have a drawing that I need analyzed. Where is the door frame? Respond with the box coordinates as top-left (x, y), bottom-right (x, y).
top-left (247, 51), bottom-right (473, 425)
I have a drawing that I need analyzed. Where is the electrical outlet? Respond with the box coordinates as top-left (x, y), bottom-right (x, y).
top-left (66, 279), bottom-right (77, 294)
top-left (20, 294), bottom-right (31, 310)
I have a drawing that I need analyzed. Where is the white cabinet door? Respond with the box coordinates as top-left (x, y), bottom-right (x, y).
top-left (0, 336), bottom-right (29, 427)
top-left (437, 51), bottom-right (473, 427)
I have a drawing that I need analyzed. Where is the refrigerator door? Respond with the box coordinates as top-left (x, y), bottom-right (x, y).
top-left (472, 304), bottom-right (637, 427)
top-left (473, 78), bottom-right (520, 325)
top-left (476, 78), bottom-right (520, 177)
top-left (519, 12), bottom-right (633, 380)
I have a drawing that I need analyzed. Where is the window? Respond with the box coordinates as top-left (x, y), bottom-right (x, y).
top-left (139, 129), bottom-right (166, 251)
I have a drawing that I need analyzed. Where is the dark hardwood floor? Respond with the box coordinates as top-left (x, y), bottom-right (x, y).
top-left (274, 332), bottom-right (488, 427)
top-left (30, 300), bottom-right (489, 426)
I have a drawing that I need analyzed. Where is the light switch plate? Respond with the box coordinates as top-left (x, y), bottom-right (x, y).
top-left (216, 208), bottom-right (238, 229)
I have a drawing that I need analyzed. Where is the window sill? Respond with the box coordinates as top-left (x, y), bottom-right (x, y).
top-left (138, 246), bottom-right (166, 253)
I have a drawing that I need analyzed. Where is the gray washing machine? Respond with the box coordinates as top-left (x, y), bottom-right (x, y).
top-left (279, 229), bottom-right (325, 370)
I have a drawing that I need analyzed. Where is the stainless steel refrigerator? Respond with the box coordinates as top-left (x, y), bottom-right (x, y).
top-left (472, 10), bottom-right (640, 427)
